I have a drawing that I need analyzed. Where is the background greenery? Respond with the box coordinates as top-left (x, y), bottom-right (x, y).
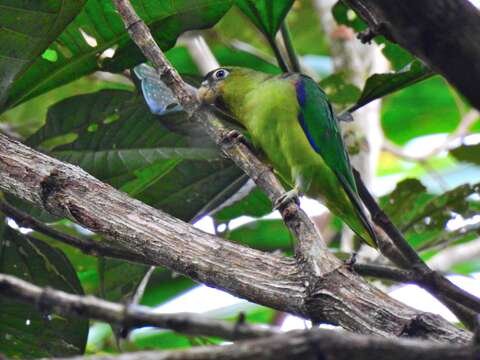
top-left (0, 0), bottom-right (479, 357)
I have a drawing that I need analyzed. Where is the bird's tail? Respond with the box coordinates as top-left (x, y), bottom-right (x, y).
top-left (337, 174), bottom-right (378, 248)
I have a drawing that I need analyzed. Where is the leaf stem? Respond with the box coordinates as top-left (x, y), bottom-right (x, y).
top-left (266, 36), bottom-right (289, 73)
top-left (280, 22), bottom-right (301, 73)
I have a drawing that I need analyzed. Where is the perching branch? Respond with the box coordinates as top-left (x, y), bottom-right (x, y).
top-left (341, 0), bottom-right (480, 111)
top-left (0, 273), bottom-right (279, 341)
top-left (50, 328), bottom-right (475, 360)
top-left (0, 118), bottom-right (470, 343)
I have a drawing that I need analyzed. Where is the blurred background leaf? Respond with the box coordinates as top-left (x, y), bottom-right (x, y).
top-left (3, 0), bottom-right (233, 111)
top-left (0, 0), bottom-right (86, 105)
top-left (0, 220), bottom-right (88, 358)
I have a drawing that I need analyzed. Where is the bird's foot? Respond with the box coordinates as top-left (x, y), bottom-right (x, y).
top-left (222, 130), bottom-right (253, 150)
top-left (274, 188), bottom-right (301, 210)
top-left (343, 252), bottom-right (358, 270)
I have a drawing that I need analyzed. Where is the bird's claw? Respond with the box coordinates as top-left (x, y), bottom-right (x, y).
top-left (344, 252), bottom-right (357, 270)
top-left (222, 130), bottom-right (253, 150)
top-left (274, 189), bottom-right (301, 210)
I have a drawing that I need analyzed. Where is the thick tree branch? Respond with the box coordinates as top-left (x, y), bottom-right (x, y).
top-left (50, 328), bottom-right (475, 360)
top-left (341, 0), bottom-right (480, 111)
top-left (0, 132), bottom-right (470, 343)
top-left (0, 273), bottom-right (278, 341)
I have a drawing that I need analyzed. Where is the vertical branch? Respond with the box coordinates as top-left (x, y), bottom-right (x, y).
top-left (267, 36), bottom-right (290, 72)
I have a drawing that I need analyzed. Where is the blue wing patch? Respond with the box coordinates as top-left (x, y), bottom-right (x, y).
top-left (295, 79), bottom-right (320, 153)
top-left (133, 63), bottom-right (183, 115)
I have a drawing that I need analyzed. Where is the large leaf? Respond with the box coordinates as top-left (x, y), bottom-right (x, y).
top-left (451, 144), bottom-right (480, 166)
top-left (0, 221), bottom-right (88, 358)
top-left (319, 73), bottom-right (361, 108)
top-left (349, 60), bottom-right (434, 112)
top-left (0, 0), bottom-right (86, 105)
top-left (4, 0), bottom-right (233, 110)
top-left (380, 179), bottom-right (480, 249)
top-left (382, 76), bottom-right (461, 144)
top-left (27, 89), bottom-right (246, 222)
top-left (227, 219), bottom-right (291, 252)
top-left (215, 188), bottom-right (271, 222)
top-left (236, 0), bottom-right (293, 39)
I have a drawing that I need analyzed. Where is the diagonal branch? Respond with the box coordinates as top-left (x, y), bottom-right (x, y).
top-left (0, 131), bottom-right (469, 343)
top-left (0, 273), bottom-right (278, 341)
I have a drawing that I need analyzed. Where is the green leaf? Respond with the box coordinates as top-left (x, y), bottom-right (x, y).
top-left (213, 45), bottom-right (281, 74)
top-left (451, 144), bottom-right (480, 166)
top-left (382, 76), bottom-right (461, 145)
top-left (0, 0), bottom-right (86, 104)
top-left (4, 0), bottom-right (233, 110)
top-left (319, 73), bottom-right (361, 107)
top-left (332, 2), bottom-right (367, 33)
top-left (0, 221), bottom-right (88, 358)
top-left (215, 188), bottom-right (271, 222)
top-left (236, 0), bottom-right (294, 39)
top-left (350, 60), bottom-right (434, 112)
top-left (380, 178), bottom-right (431, 229)
top-left (27, 89), bottom-right (246, 222)
top-left (380, 179), bottom-right (480, 249)
top-left (227, 219), bottom-right (292, 252)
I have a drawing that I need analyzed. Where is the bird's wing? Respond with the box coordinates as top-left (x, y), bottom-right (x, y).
top-left (293, 74), bottom-right (357, 191)
top-left (133, 63), bottom-right (183, 115)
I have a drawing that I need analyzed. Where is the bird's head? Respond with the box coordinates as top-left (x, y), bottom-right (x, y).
top-left (197, 67), bottom-right (270, 115)
top-left (197, 67), bottom-right (232, 106)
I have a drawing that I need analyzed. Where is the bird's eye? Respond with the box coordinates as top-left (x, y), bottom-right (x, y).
top-left (213, 69), bottom-right (229, 80)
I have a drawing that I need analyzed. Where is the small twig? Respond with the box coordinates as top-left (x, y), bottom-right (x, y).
top-left (0, 201), bottom-right (112, 257)
top-left (131, 265), bottom-right (155, 305)
top-left (266, 36), bottom-right (289, 72)
top-left (419, 223), bottom-right (480, 253)
top-left (427, 234), bottom-right (480, 271)
top-left (353, 263), bottom-right (415, 282)
top-left (280, 22), bottom-right (301, 72)
top-left (383, 109), bottom-right (479, 162)
top-left (0, 273), bottom-right (279, 341)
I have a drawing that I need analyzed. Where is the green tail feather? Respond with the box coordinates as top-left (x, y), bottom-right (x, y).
top-left (337, 173), bottom-right (378, 248)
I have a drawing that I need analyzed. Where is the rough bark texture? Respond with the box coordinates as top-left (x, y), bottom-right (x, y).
top-left (0, 133), bottom-right (470, 343)
top-left (342, 0), bottom-right (480, 110)
top-left (50, 328), bottom-right (475, 360)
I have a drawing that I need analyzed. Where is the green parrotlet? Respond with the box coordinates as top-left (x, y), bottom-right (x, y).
top-left (197, 67), bottom-right (377, 247)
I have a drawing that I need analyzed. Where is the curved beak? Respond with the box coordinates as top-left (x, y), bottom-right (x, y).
top-left (197, 81), bottom-right (217, 105)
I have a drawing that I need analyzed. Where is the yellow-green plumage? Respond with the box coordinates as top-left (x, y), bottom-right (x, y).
top-left (200, 67), bottom-right (376, 247)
